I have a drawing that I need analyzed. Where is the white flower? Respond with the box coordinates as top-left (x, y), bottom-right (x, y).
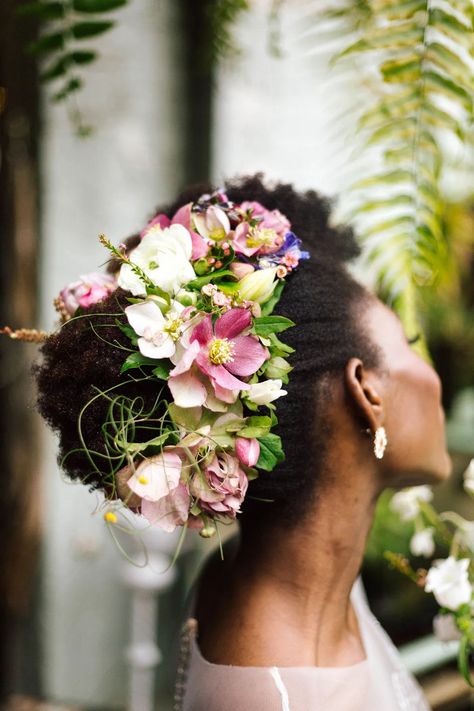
top-left (463, 458), bottom-right (474, 495)
top-left (237, 267), bottom-right (278, 304)
top-left (125, 299), bottom-right (185, 359)
top-left (425, 556), bottom-right (472, 611)
top-left (118, 224), bottom-right (196, 296)
top-left (247, 379), bottom-right (287, 406)
top-left (390, 486), bottom-right (433, 522)
top-left (410, 527), bottom-right (435, 557)
top-left (433, 613), bottom-right (462, 642)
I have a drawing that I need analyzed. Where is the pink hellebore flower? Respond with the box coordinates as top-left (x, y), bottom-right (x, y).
top-left (235, 437), bottom-right (260, 467)
top-left (240, 201), bottom-right (291, 238)
top-left (168, 308), bottom-right (267, 407)
top-left (193, 205), bottom-right (231, 242)
top-left (141, 202), bottom-right (208, 260)
top-left (60, 272), bottom-right (116, 315)
top-left (141, 483), bottom-right (190, 533)
top-left (232, 221), bottom-right (282, 258)
top-left (190, 452), bottom-right (248, 518)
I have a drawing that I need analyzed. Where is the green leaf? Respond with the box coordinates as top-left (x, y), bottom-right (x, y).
top-left (52, 77), bottom-right (82, 101)
top-left (351, 195), bottom-right (414, 215)
top-left (336, 23), bottom-right (423, 58)
top-left (73, 0), bottom-right (127, 11)
top-left (120, 352), bottom-right (170, 374)
top-left (186, 269), bottom-right (236, 290)
top-left (373, 0), bottom-right (426, 21)
top-left (380, 56), bottom-right (421, 83)
top-left (353, 169), bottom-right (413, 189)
top-left (253, 315), bottom-right (295, 337)
top-left (361, 215), bottom-right (414, 239)
top-left (422, 102), bottom-right (464, 140)
top-left (114, 318), bottom-right (138, 345)
top-left (429, 8), bottom-right (473, 50)
top-left (152, 362), bottom-right (171, 380)
top-left (256, 433), bottom-right (285, 471)
top-left (458, 635), bottom-right (474, 687)
top-left (40, 51), bottom-right (97, 81)
top-left (358, 89), bottom-right (420, 129)
top-left (126, 431), bottom-right (171, 454)
top-left (238, 415), bottom-right (272, 439)
top-left (260, 279), bottom-right (285, 316)
top-left (426, 42), bottom-right (473, 92)
top-left (366, 118), bottom-right (416, 146)
top-left (17, 1), bottom-right (64, 19)
top-left (267, 332), bottom-right (295, 357)
top-left (424, 70), bottom-right (472, 112)
top-left (28, 31), bottom-right (65, 55)
top-left (72, 21), bottom-right (115, 39)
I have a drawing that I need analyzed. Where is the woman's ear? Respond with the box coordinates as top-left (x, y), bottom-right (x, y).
top-left (344, 357), bottom-right (384, 432)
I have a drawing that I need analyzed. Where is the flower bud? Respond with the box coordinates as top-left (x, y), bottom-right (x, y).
top-left (194, 257), bottom-right (210, 276)
top-left (235, 437), bottom-right (260, 467)
top-left (265, 356), bottom-right (292, 380)
top-left (237, 267), bottom-right (278, 305)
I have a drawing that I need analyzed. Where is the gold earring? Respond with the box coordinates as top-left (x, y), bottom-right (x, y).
top-left (374, 426), bottom-right (387, 459)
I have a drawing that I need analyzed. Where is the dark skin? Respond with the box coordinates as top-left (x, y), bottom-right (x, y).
top-left (195, 297), bottom-right (452, 668)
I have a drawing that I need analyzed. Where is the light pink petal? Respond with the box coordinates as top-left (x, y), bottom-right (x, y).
top-left (190, 315), bottom-right (213, 346)
top-left (127, 452), bottom-right (181, 502)
top-left (170, 339), bottom-right (200, 376)
top-left (215, 308), bottom-right (251, 340)
top-left (205, 362), bottom-right (249, 392)
top-left (141, 483), bottom-right (190, 532)
top-left (213, 383), bottom-right (239, 404)
top-left (232, 222), bottom-right (259, 257)
top-left (169, 371), bottom-right (207, 407)
top-left (140, 214), bottom-right (170, 237)
top-left (171, 203), bottom-right (192, 228)
top-left (225, 335), bottom-right (267, 376)
top-left (190, 230), bottom-right (209, 260)
top-left (235, 437), bottom-right (260, 467)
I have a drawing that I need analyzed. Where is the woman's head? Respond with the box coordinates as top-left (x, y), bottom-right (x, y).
top-left (33, 174), bottom-right (451, 532)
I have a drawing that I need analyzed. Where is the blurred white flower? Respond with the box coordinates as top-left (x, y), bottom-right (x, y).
top-left (425, 556), bottom-right (472, 611)
top-left (118, 224), bottom-right (195, 296)
top-left (410, 527), bottom-right (435, 557)
top-left (433, 613), bottom-right (462, 642)
top-left (247, 379), bottom-right (287, 406)
top-left (463, 458), bottom-right (474, 496)
top-left (390, 486), bottom-right (433, 522)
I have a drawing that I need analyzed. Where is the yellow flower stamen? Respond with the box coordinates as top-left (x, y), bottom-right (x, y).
top-left (247, 227), bottom-right (276, 248)
top-left (208, 338), bottom-right (235, 365)
top-left (138, 475), bottom-right (149, 484)
top-left (104, 512), bottom-right (118, 524)
top-left (163, 313), bottom-right (184, 341)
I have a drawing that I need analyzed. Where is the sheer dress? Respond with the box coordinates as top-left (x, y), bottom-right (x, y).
top-left (174, 578), bottom-right (430, 711)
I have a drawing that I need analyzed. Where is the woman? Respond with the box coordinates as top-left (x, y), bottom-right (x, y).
top-left (33, 175), bottom-right (451, 710)
top-left (172, 176), bottom-right (451, 710)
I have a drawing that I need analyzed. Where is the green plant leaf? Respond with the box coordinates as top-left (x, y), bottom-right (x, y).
top-left (17, 1), bottom-right (64, 19)
top-left (426, 42), bottom-right (473, 92)
top-left (40, 51), bottom-right (97, 81)
top-left (336, 22), bottom-right (423, 58)
top-left (353, 169), bottom-right (413, 189)
top-left (256, 433), bottom-right (285, 471)
top-left (186, 269), bottom-right (236, 290)
top-left (429, 7), bottom-right (473, 49)
top-left (366, 118), bottom-right (416, 145)
top-left (260, 279), bottom-right (285, 316)
top-left (28, 31), bottom-right (65, 55)
top-left (458, 635), bottom-right (474, 687)
top-left (72, 20), bottom-right (115, 39)
top-left (253, 315), bottom-right (295, 337)
top-left (380, 55), bottom-right (421, 83)
top-left (73, 0), bottom-right (127, 11)
top-left (120, 352), bottom-right (170, 374)
top-left (152, 362), bottom-right (171, 380)
top-left (52, 77), bottom-right (82, 101)
top-left (238, 415), bottom-right (272, 439)
top-left (424, 70), bottom-right (472, 112)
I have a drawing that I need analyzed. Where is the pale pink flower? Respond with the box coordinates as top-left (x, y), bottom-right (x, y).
top-left (193, 205), bottom-right (231, 242)
top-left (190, 452), bottom-right (248, 518)
top-left (141, 483), bottom-right (190, 533)
top-left (127, 450), bottom-right (182, 502)
top-left (240, 201), bottom-right (290, 238)
top-left (60, 273), bottom-right (116, 315)
top-left (168, 308), bottom-right (267, 407)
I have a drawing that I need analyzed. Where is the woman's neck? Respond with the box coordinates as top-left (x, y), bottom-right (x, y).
top-left (197, 472), bottom-right (380, 667)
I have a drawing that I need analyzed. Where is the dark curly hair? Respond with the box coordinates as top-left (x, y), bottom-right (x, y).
top-left (33, 174), bottom-right (382, 525)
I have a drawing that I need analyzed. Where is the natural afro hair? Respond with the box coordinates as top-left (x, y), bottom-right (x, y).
top-left (33, 174), bottom-right (382, 524)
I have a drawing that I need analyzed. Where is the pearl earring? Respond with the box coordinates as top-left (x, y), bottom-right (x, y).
top-left (374, 426), bottom-right (388, 459)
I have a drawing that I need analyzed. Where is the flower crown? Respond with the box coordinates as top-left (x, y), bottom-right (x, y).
top-left (5, 189), bottom-right (309, 540)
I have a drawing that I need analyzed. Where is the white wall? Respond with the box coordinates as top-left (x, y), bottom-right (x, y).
top-left (39, 0), bottom-right (183, 705)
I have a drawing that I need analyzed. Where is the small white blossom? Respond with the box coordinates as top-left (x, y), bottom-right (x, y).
top-left (410, 527), bottom-right (435, 557)
top-left (125, 299), bottom-right (185, 359)
top-left (247, 379), bottom-right (287, 406)
top-left (425, 556), bottom-right (472, 611)
top-left (390, 486), bottom-right (433, 522)
top-left (463, 458), bottom-right (474, 496)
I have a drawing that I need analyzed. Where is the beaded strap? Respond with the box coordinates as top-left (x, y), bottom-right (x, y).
top-left (173, 618), bottom-right (198, 711)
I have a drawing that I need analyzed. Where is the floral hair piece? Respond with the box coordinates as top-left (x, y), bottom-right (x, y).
top-left (7, 189), bottom-right (309, 542)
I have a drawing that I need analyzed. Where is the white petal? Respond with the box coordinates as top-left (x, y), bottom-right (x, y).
top-left (125, 300), bottom-right (165, 336)
top-left (137, 336), bottom-right (175, 359)
top-left (169, 371), bottom-right (207, 407)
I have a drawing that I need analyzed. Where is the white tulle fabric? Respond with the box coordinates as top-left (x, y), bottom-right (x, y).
top-left (174, 578), bottom-right (430, 711)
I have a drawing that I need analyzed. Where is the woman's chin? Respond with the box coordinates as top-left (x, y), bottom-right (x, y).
top-left (388, 453), bottom-right (453, 488)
